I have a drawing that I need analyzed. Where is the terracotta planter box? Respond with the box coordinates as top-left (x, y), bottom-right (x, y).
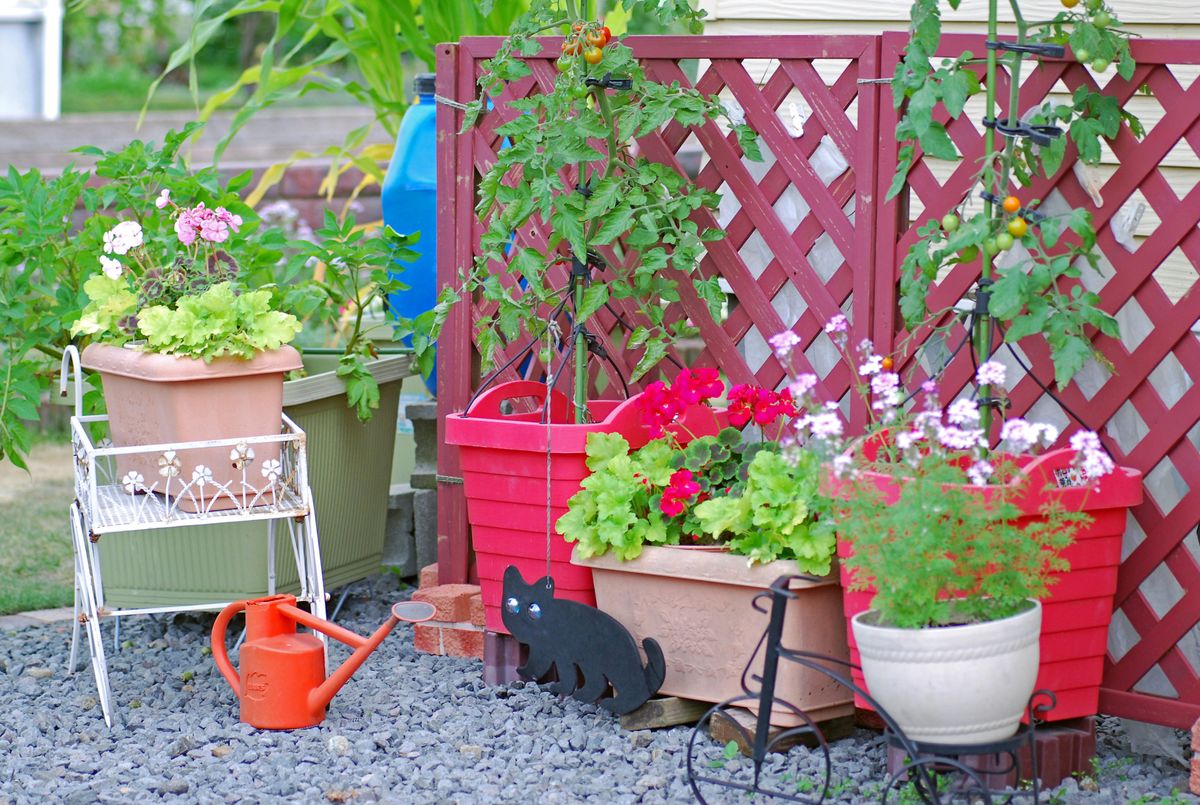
top-left (836, 446), bottom-right (1143, 722)
top-left (445, 381), bottom-right (724, 634)
top-left (574, 546), bottom-right (854, 727)
top-left (81, 343), bottom-right (302, 512)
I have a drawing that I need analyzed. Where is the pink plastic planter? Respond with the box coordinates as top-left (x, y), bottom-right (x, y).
top-left (834, 445), bottom-right (1143, 722)
top-left (445, 380), bottom-right (724, 634)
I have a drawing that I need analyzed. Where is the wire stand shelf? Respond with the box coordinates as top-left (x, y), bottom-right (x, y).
top-left (62, 351), bottom-right (328, 727)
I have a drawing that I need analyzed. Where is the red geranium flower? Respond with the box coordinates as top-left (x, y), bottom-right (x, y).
top-left (659, 468), bottom-right (700, 517)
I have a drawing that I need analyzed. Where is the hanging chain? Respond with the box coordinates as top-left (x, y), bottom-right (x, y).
top-left (544, 317), bottom-right (561, 586)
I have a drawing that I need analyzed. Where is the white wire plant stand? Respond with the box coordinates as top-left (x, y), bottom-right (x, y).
top-left (60, 347), bottom-right (328, 727)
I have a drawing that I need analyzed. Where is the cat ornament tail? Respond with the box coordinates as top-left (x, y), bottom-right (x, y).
top-left (501, 566), bottom-right (665, 715)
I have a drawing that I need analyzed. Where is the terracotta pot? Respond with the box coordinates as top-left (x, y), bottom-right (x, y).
top-left (573, 545), bottom-right (853, 727)
top-left (82, 343), bottom-right (302, 512)
top-left (833, 444), bottom-right (1143, 722)
top-left (446, 381), bottom-right (725, 634)
top-left (852, 600), bottom-right (1042, 745)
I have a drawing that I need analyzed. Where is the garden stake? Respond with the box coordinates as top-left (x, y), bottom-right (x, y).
top-left (210, 594), bottom-right (435, 730)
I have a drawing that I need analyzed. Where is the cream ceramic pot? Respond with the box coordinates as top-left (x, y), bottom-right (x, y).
top-left (851, 600), bottom-right (1042, 745)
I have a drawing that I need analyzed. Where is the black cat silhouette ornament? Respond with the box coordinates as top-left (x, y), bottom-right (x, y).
top-left (500, 566), bottom-right (665, 715)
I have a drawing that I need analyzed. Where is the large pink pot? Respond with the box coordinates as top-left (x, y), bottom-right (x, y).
top-left (82, 343), bottom-right (302, 512)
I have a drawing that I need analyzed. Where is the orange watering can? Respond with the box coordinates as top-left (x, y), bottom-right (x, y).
top-left (211, 594), bottom-right (436, 730)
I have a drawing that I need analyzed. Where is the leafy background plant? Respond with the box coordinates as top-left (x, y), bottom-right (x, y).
top-left (890, 0), bottom-right (1139, 393)
top-left (284, 210), bottom-right (421, 420)
top-left (149, 1), bottom-right (532, 207)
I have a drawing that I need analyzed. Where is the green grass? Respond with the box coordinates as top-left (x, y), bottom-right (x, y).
top-left (0, 442), bottom-right (75, 615)
top-left (61, 64), bottom-right (244, 115)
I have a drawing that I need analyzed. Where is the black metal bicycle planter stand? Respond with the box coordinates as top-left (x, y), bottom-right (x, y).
top-left (685, 575), bottom-right (1058, 804)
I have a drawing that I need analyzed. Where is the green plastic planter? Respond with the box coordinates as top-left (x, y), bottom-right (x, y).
top-left (97, 352), bottom-right (413, 608)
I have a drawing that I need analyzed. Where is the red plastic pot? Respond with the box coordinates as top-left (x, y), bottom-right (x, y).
top-left (835, 445), bottom-right (1142, 722)
top-left (445, 381), bottom-right (724, 634)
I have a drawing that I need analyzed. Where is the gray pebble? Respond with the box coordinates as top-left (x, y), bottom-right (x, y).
top-left (0, 573), bottom-right (1185, 803)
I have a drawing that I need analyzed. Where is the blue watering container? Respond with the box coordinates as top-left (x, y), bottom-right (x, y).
top-left (383, 73), bottom-right (438, 393)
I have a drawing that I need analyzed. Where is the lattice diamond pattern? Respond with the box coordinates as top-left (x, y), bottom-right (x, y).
top-left (877, 33), bottom-right (1200, 727)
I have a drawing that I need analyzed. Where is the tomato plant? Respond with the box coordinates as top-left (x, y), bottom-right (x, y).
top-left (892, 0), bottom-right (1138, 402)
top-left (436, 0), bottom-right (758, 418)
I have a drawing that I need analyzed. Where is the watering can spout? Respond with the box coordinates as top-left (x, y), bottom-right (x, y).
top-left (308, 601), bottom-right (437, 712)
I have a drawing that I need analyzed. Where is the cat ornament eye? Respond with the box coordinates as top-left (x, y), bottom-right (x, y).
top-left (505, 597), bottom-right (542, 619)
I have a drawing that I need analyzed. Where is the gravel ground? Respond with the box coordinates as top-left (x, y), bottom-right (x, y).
top-left (1, 573), bottom-right (1196, 804)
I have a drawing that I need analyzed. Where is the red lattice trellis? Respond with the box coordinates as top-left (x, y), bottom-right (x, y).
top-left (876, 33), bottom-right (1200, 728)
top-left (436, 34), bottom-right (1200, 727)
top-left (435, 35), bottom-right (883, 583)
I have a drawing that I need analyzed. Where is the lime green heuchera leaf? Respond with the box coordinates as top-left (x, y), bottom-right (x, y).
top-left (135, 282), bottom-right (300, 361)
top-left (70, 274), bottom-right (137, 338)
top-left (584, 432), bottom-right (630, 471)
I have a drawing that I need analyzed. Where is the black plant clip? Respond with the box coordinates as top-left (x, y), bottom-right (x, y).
top-left (585, 72), bottom-right (633, 91)
top-left (985, 39), bottom-right (1066, 59)
top-left (981, 116), bottom-right (1063, 147)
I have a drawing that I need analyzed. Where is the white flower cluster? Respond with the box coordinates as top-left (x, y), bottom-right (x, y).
top-left (102, 221), bottom-right (144, 256)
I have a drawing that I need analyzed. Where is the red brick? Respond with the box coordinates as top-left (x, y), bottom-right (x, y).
top-left (412, 584), bottom-right (479, 622)
top-left (1191, 718), bottom-right (1200, 752)
top-left (1191, 756), bottom-right (1200, 796)
top-left (468, 593), bottom-right (486, 628)
top-left (419, 563), bottom-right (439, 590)
top-left (442, 627), bottom-right (485, 660)
top-left (413, 624), bottom-right (442, 656)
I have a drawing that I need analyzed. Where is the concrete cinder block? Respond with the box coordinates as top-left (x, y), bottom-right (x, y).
top-left (382, 483), bottom-right (416, 576)
top-left (413, 488), bottom-right (438, 572)
top-left (408, 401), bottom-right (438, 490)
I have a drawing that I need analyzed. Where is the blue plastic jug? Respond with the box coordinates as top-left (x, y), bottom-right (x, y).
top-left (383, 73), bottom-right (438, 392)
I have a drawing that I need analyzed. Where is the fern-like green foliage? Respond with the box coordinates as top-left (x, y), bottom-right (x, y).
top-left (831, 459), bottom-right (1084, 629)
top-left (133, 283), bottom-right (301, 361)
top-left (558, 428), bottom-right (835, 574)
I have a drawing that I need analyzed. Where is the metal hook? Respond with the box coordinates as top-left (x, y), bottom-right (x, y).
top-left (60, 345), bottom-right (83, 418)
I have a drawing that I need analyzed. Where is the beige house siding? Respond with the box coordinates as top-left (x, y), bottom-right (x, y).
top-left (698, 0), bottom-right (1200, 302)
top-left (699, 0), bottom-right (1200, 38)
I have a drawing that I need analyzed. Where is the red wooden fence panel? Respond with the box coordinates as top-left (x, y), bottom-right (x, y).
top-left (875, 32), bottom-right (1200, 729)
top-left (436, 31), bottom-right (1200, 729)
top-left (436, 35), bottom-right (883, 580)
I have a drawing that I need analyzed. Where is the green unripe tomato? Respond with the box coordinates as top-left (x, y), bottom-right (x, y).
top-left (1074, 48), bottom-right (1091, 63)
top-left (1094, 11), bottom-right (1111, 28)
top-left (941, 213), bottom-right (960, 233)
top-left (571, 84), bottom-right (591, 100)
top-left (556, 55), bottom-right (573, 73)
top-left (996, 232), bottom-right (1015, 251)
top-left (1085, 0), bottom-right (1102, 11)
top-left (983, 238), bottom-right (999, 256)
top-left (1091, 58), bottom-right (1111, 72)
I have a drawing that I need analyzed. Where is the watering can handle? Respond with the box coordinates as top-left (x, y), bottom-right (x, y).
top-left (211, 600), bottom-right (249, 695)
